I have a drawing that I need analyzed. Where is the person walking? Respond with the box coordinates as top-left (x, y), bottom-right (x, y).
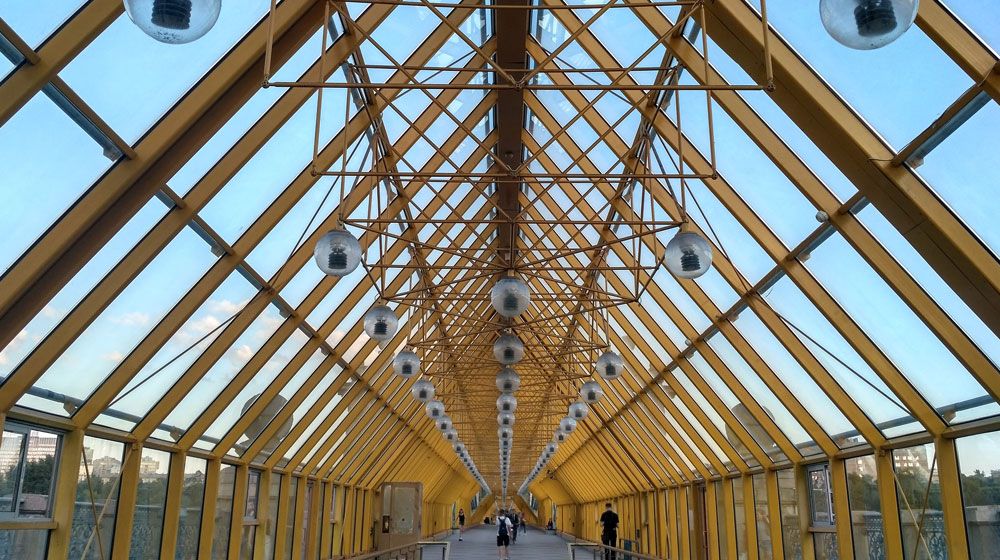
top-left (511, 510), bottom-right (520, 543)
top-left (458, 508), bottom-right (466, 541)
top-left (600, 502), bottom-right (619, 560)
top-left (496, 509), bottom-right (513, 560)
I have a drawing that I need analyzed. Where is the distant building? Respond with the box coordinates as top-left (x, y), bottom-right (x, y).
top-left (91, 456), bottom-right (123, 479)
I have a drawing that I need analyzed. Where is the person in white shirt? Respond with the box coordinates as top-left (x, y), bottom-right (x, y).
top-left (496, 509), bottom-right (514, 560)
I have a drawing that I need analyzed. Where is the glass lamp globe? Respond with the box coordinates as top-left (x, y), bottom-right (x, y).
top-left (411, 379), bottom-right (435, 402)
top-left (425, 399), bottom-right (445, 419)
top-left (545, 442), bottom-right (558, 455)
top-left (497, 395), bottom-right (518, 413)
top-left (495, 367), bottom-right (521, 393)
top-left (436, 415), bottom-right (453, 432)
top-left (665, 229), bottom-right (713, 279)
top-left (314, 228), bottom-right (363, 277)
top-left (491, 277), bottom-right (531, 318)
top-left (493, 334), bottom-right (525, 365)
top-left (453, 442), bottom-right (466, 454)
top-left (554, 431), bottom-right (568, 443)
top-left (364, 305), bottom-right (398, 343)
top-left (596, 351), bottom-right (624, 380)
top-left (568, 400), bottom-right (589, 420)
top-left (124, 0), bottom-right (222, 44)
top-left (498, 412), bottom-right (515, 428)
top-left (443, 429), bottom-right (458, 442)
top-left (501, 439), bottom-right (511, 450)
top-left (499, 426), bottom-right (513, 439)
top-left (581, 381), bottom-right (604, 404)
top-left (393, 349), bottom-right (420, 378)
top-left (820, 0), bottom-right (918, 50)
top-left (559, 416), bottom-right (578, 434)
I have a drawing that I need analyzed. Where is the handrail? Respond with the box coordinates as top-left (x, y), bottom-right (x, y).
top-left (568, 541), bottom-right (669, 560)
top-left (327, 540), bottom-right (449, 560)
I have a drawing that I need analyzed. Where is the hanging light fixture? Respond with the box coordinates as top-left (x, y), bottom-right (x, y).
top-left (124, 0), bottom-right (222, 44)
top-left (497, 411), bottom-right (515, 428)
top-left (497, 395), bottom-right (518, 414)
top-left (559, 417), bottom-right (578, 434)
top-left (545, 442), bottom-right (558, 455)
top-left (436, 415), bottom-right (453, 432)
top-left (314, 227), bottom-right (363, 277)
top-left (596, 351), bottom-right (624, 380)
top-left (495, 367), bottom-right (521, 393)
top-left (493, 333), bottom-right (525, 365)
top-left (554, 431), bottom-right (568, 443)
top-left (393, 348), bottom-right (420, 378)
top-left (443, 429), bottom-right (459, 442)
top-left (820, 0), bottom-right (918, 49)
top-left (425, 399), bottom-right (445, 419)
top-left (453, 442), bottom-right (466, 454)
top-left (364, 305), bottom-right (398, 343)
top-left (499, 426), bottom-right (513, 440)
top-left (490, 276), bottom-right (531, 318)
top-left (568, 401), bottom-right (589, 421)
top-left (411, 380), bottom-right (435, 402)
top-left (665, 227), bottom-right (713, 279)
top-left (581, 381), bottom-right (604, 404)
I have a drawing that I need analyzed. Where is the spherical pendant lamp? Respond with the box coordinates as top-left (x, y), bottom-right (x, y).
top-left (425, 399), bottom-right (445, 419)
top-left (436, 415), bottom-right (453, 432)
top-left (491, 277), bottom-right (531, 318)
top-left (554, 431), bottom-right (568, 443)
top-left (545, 442), bottom-right (558, 455)
top-left (453, 442), bottom-right (466, 454)
top-left (393, 348), bottom-right (420, 378)
top-left (443, 428), bottom-right (459, 442)
top-left (559, 416), bottom-right (578, 434)
top-left (497, 394), bottom-right (518, 414)
top-left (498, 427), bottom-right (513, 441)
top-left (124, 0), bottom-right (222, 44)
top-left (411, 379), bottom-right (435, 402)
top-left (493, 334), bottom-right (525, 365)
top-left (665, 228), bottom-right (713, 279)
top-left (568, 400), bottom-right (589, 420)
top-left (497, 411), bottom-right (515, 428)
top-left (596, 351), bottom-right (624, 380)
top-left (581, 381), bottom-right (604, 404)
top-left (495, 367), bottom-right (521, 393)
top-left (820, 0), bottom-right (918, 50)
top-left (364, 305), bottom-right (398, 343)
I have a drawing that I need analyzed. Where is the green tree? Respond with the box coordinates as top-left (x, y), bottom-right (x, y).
top-left (21, 455), bottom-right (54, 494)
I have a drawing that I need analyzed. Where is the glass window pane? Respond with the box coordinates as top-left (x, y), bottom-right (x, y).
top-left (915, 100), bottom-right (1000, 257)
top-left (716, 480), bottom-right (730, 560)
top-left (941, 1), bottom-right (1000, 54)
top-left (957, 431), bottom-right (1000, 560)
top-left (777, 469), bottom-right (803, 560)
top-left (284, 478), bottom-right (298, 560)
top-left (0, 1), bottom-right (86, 48)
top-left (753, 474), bottom-right (773, 558)
top-left (264, 474), bottom-right (281, 560)
top-left (60, 4), bottom-right (271, 143)
top-left (239, 470), bottom-right (260, 560)
top-left (733, 477), bottom-right (749, 558)
top-left (73, 437), bottom-right (125, 559)
top-left (0, 93), bottom-right (117, 275)
top-left (0, 431), bottom-right (25, 514)
top-left (0, 529), bottom-right (47, 559)
top-left (846, 454), bottom-right (882, 560)
top-left (18, 430), bottom-right (57, 518)
top-left (212, 464), bottom-right (237, 560)
top-left (893, 443), bottom-right (946, 559)
top-left (176, 457), bottom-right (207, 559)
top-left (131, 448), bottom-right (171, 559)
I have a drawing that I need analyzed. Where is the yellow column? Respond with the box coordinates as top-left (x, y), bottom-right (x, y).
top-left (742, 475), bottom-right (759, 560)
top-left (875, 450), bottom-right (904, 559)
top-left (226, 464), bottom-right (250, 560)
top-left (197, 458), bottom-right (221, 558)
top-left (721, 478), bottom-right (738, 560)
top-left (272, 473), bottom-right (291, 560)
top-left (253, 469), bottom-right (272, 560)
top-left (45, 429), bottom-right (84, 560)
top-left (706, 482), bottom-right (721, 560)
top-left (766, 471), bottom-right (785, 560)
top-left (830, 459), bottom-right (854, 560)
top-left (936, 437), bottom-right (970, 560)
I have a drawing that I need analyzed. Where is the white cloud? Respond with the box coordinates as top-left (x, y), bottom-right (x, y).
top-left (102, 351), bottom-right (125, 363)
top-left (209, 298), bottom-right (248, 315)
top-left (0, 329), bottom-right (29, 366)
top-left (110, 311), bottom-right (151, 327)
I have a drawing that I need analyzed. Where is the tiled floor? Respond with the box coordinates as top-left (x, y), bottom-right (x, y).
top-left (443, 525), bottom-right (569, 560)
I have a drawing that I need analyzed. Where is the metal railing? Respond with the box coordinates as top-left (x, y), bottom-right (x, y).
top-left (568, 541), bottom-right (668, 560)
top-left (330, 540), bottom-right (450, 560)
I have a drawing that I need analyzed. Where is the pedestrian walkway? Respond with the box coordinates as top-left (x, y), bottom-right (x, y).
top-left (443, 525), bottom-right (569, 560)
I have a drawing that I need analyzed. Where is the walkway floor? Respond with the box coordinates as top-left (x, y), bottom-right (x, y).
top-left (443, 525), bottom-right (568, 560)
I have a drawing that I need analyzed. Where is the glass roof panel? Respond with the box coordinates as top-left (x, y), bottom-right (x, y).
top-left (1, 0), bottom-right (88, 48)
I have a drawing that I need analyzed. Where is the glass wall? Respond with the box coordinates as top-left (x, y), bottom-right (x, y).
top-left (239, 470), bottom-right (261, 560)
top-left (176, 457), bottom-right (207, 559)
top-left (211, 464), bottom-right (237, 560)
top-left (72, 436), bottom-right (125, 559)
top-left (846, 455), bottom-right (882, 560)
top-left (807, 464), bottom-right (838, 560)
top-left (0, 423), bottom-right (59, 560)
top-left (893, 443), bottom-right (946, 560)
top-left (956, 431), bottom-right (1000, 559)
top-left (284, 477), bottom-right (299, 560)
top-left (715, 480), bottom-right (729, 560)
top-left (777, 469), bottom-right (803, 560)
top-left (264, 473), bottom-right (281, 560)
top-left (733, 477), bottom-right (749, 559)
top-left (130, 448), bottom-right (171, 559)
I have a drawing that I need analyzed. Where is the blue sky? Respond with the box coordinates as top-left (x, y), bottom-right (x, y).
top-left (0, 0), bottom-right (998, 473)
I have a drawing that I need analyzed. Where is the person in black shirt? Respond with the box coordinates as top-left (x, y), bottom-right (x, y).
top-left (599, 503), bottom-right (619, 560)
top-left (511, 511), bottom-right (520, 543)
top-left (458, 508), bottom-right (466, 541)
